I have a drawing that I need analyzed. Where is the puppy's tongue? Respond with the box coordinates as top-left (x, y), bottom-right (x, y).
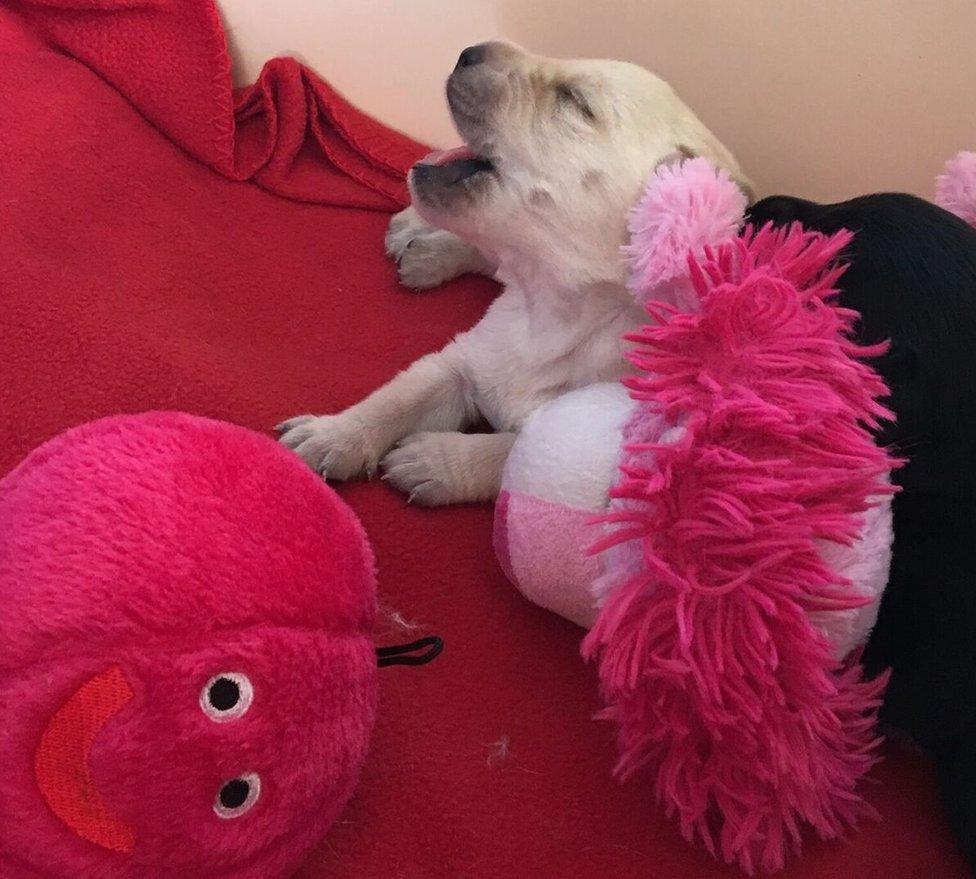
top-left (421, 146), bottom-right (479, 166)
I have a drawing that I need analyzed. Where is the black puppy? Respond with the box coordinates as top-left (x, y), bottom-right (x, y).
top-left (748, 193), bottom-right (976, 870)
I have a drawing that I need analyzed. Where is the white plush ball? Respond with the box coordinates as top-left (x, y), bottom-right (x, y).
top-left (493, 383), bottom-right (633, 627)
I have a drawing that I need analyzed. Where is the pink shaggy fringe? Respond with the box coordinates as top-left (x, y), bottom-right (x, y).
top-left (936, 151), bottom-right (976, 228)
top-left (624, 157), bottom-right (747, 310)
top-left (583, 224), bottom-right (897, 874)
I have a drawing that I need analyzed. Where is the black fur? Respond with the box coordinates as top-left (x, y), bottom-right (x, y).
top-left (747, 193), bottom-right (976, 871)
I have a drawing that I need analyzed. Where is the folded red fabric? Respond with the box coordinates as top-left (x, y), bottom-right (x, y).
top-left (9, 0), bottom-right (426, 209)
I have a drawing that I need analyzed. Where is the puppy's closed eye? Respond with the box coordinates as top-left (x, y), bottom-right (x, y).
top-left (555, 82), bottom-right (596, 122)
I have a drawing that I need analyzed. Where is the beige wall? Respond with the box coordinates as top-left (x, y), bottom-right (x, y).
top-left (218, 0), bottom-right (975, 202)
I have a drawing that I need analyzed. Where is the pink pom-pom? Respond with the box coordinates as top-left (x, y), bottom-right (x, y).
top-left (935, 151), bottom-right (976, 228)
top-left (624, 157), bottom-right (747, 308)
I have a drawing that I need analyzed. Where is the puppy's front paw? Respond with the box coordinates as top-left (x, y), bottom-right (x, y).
top-left (381, 432), bottom-right (460, 506)
top-left (385, 206), bottom-right (483, 291)
top-left (277, 413), bottom-right (382, 480)
top-left (385, 206), bottom-right (431, 258)
top-left (397, 233), bottom-right (473, 291)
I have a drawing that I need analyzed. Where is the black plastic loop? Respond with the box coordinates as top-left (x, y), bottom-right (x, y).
top-left (376, 636), bottom-right (444, 668)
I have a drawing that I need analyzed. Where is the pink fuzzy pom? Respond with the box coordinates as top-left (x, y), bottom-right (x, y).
top-left (935, 151), bottom-right (976, 228)
top-left (624, 157), bottom-right (747, 309)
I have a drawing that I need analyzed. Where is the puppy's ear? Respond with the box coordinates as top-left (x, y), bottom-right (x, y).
top-left (665, 143), bottom-right (756, 204)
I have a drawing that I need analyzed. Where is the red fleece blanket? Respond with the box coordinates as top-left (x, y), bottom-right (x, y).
top-left (0, 2), bottom-right (968, 876)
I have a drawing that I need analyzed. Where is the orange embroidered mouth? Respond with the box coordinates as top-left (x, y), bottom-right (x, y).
top-left (34, 665), bottom-right (136, 853)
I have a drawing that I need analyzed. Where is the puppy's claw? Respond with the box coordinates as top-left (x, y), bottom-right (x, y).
top-left (276, 414), bottom-right (315, 434)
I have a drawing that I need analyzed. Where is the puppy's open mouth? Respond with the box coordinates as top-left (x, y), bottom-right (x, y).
top-left (413, 145), bottom-right (494, 188)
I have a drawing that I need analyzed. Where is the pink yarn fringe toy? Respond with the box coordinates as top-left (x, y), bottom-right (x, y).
top-left (588, 194), bottom-right (898, 873)
top-left (496, 158), bottom-right (899, 873)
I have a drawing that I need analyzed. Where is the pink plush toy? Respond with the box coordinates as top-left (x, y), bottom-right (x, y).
top-left (0, 412), bottom-right (439, 879)
top-left (495, 159), bottom-right (897, 873)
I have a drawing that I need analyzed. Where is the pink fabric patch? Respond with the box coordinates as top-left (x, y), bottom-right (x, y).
top-left (493, 490), bottom-right (516, 585)
top-left (495, 490), bottom-right (601, 628)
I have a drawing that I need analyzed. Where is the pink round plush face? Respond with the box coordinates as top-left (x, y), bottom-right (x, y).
top-left (0, 413), bottom-right (378, 879)
top-left (8, 631), bottom-right (375, 879)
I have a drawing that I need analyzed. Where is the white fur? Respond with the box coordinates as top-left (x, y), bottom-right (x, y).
top-left (280, 43), bottom-right (748, 505)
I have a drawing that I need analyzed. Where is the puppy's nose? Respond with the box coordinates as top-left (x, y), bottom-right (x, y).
top-left (456, 44), bottom-right (487, 69)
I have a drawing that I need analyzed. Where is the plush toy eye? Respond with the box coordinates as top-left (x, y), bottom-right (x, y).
top-left (213, 773), bottom-right (261, 819)
top-left (200, 672), bottom-right (253, 721)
